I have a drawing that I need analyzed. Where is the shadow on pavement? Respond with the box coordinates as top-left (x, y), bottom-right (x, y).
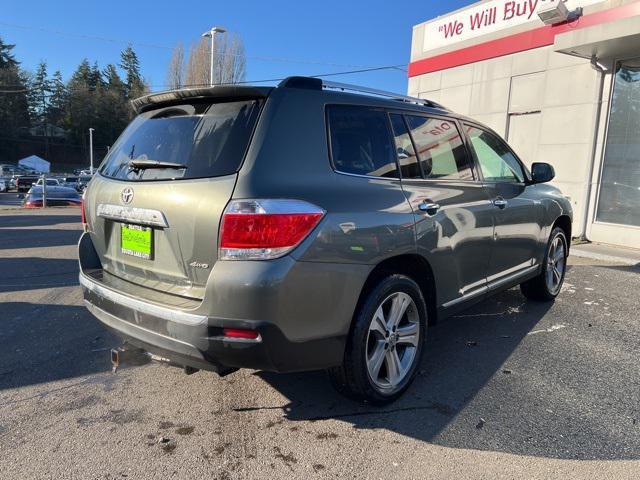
top-left (0, 257), bottom-right (79, 293)
top-left (0, 303), bottom-right (116, 392)
top-left (0, 228), bottom-right (81, 250)
top-left (0, 214), bottom-right (80, 228)
top-left (255, 287), bottom-right (638, 461)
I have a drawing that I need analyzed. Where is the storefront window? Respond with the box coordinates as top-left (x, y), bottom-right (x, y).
top-left (596, 58), bottom-right (640, 227)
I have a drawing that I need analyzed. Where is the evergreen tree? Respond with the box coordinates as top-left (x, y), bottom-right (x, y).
top-left (27, 61), bottom-right (52, 128)
top-left (119, 45), bottom-right (144, 99)
top-left (0, 36), bottom-right (19, 68)
top-left (68, 58), bottom-right (92, 89)
top-left (103, 63), bottom-right (125, 94)
top-left (88, 61), bottom-right (102, 91)
top-left (64, 59), bottom-right (97, 148)
top-left (47, 70), bottom-right (66, 128)
top-left (0, 35), bottom-right (30, 160)
top-left (0, 37), bottom-right (150, 165)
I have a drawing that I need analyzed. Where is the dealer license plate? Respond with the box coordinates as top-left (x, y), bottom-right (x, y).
top-left (121, 224), bottom-right (153, 260)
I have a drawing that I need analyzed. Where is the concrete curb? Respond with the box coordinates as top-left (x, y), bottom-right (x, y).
top-left (570, 248), bottom-right (640, 267)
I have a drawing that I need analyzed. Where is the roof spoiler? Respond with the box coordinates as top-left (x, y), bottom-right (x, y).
top-left (131, 85), bottom-right (273, 113)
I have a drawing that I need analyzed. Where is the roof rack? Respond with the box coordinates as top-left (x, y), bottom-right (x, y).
top-left (322, 80), bottom-right (445, 109)
top-left (278, 76), bottom-right (446, 110)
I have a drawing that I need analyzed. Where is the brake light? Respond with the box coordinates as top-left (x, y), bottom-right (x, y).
top-left (81, 197), bottom-right (88, 230)
top-left (223, 328), bottom-right (260, 340)
top-left (219, 199), bottom-right (325, 260)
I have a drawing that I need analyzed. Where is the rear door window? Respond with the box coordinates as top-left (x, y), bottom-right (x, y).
top-left (405, 116), bottom-right (474, 181)
top-left (99, 100), bottom-right (262, 181)
top-left (327, 105), bottom-right (399, 178)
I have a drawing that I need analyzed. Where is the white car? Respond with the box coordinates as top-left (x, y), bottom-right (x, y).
top-left (0, 179), bottom-right (6, 192)
top-left (35, 178), bottom-right (60, 187)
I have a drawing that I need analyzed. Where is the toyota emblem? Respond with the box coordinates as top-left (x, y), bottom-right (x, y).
top-left (121, 187), bottom-right (134, 204)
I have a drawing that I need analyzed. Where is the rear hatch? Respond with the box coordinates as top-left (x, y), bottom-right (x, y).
top-left (85, 95), bottom-right (265, 300)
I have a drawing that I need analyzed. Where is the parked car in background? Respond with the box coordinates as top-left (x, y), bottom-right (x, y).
top-left (0, 178), bottom-right (6, 192)
top-left (22, 185), bottom-right (81, 208)
top-left (77, 175), bottom-right (93, 192)
top-left (35, 178), bottom-right (61, 187)
top-left (15, 175), bottom-right (40, 193)
top-left (60, 176), bottom-right (80, 189)
top-left (79, 77), bottom-right (572, 404)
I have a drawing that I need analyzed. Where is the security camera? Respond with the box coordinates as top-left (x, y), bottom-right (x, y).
top-left (538, 2), bottom-right (583, 25)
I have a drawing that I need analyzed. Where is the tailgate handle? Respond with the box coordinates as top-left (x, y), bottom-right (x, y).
top-left (418, 202), bottom-right (440, 215)
top-left (96, 204), bottom-right (169, 228)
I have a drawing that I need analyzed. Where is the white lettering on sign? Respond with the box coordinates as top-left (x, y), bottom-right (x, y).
top-left (422, 0), bottom-right (603, 52)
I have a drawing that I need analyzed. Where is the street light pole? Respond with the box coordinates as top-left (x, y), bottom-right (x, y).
top-left (201, 26), bottom-right (226, 86)
top-left (89, 128), bottom-right (95, 175)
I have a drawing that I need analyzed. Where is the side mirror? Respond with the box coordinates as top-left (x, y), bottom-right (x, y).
top-left (531, 162), bottom-right (555, 184)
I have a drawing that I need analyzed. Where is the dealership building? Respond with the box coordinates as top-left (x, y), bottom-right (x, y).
top-left (409, 0), bottom-right (640, 249)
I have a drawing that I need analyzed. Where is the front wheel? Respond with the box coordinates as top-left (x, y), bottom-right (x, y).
top-left (328, 275), bottom-right (427, 404)
top-left (520, 227), bottom-right (568, 301)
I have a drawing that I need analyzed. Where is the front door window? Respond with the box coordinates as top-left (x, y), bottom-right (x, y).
top-left (466, 126), bottom-right (525, 183)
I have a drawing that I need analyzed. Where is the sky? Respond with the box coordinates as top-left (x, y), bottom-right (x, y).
top-left (1, 0), bottom-right (474, 94)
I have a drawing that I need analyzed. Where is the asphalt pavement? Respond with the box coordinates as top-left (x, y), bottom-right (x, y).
top-left (0, 209), bottom-right (639, 479)
top-left (0, 191), bottom-right (25, 209)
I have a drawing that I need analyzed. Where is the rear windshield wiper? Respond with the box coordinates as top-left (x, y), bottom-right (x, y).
top-left (128, 159), bottom-right (188, 171)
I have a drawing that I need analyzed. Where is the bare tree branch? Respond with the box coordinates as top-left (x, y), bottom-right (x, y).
top-left (182, 32), bottom-right (246, 87)
top-left (166, 42), bottom-right (184, 89)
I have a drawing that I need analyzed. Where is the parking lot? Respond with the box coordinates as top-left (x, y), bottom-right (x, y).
top-left (1, 208), bottom-right (639, 479)
top-left (0, 191), bottom-right (24, 209)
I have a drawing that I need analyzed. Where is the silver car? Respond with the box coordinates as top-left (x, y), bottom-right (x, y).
top-left (79, 77), bottom-right (572, 403)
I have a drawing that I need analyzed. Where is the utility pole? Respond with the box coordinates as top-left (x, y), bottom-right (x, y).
top-left (89, 128), bottom-right (95, 174)
top-left (41, 173), bottom-right (47, 208)
top-left (201, 26), bottom-right (226, 86)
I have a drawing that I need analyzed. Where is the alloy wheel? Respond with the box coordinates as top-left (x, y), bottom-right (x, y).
top-left (546, 234), bottom-right (566, 295)
top-left (365, 292), bottom-right (420, 392)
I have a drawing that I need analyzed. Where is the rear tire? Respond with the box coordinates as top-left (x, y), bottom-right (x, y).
top-left (328, 275), bottom-right (427, 405)
top-left (520, 227), bottom-right (568, 301)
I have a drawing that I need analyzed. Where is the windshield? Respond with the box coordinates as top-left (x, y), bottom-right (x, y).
top-left (99, 99), bottom-right (262, 181)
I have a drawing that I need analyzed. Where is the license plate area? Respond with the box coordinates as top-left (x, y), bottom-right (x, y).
top-left (121, 223), bottom-right (153, 260)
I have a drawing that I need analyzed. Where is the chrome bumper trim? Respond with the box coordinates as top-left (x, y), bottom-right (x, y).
top-left (79, 273), bottom-right (207, 326)
top-left (96, 203), bottom-right (168, 228)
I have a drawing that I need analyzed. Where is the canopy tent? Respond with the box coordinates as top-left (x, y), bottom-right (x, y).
top-left (18, 155), bottom-right (50, 173)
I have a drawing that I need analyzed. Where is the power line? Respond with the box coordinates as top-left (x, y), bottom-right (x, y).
top-left (0, 64), bottom-right (408, 94)
top-left (0, 20), bottom-right (407, 71)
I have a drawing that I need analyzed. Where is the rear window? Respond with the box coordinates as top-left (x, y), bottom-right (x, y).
top-left (99, 100), bottom-right (262, 181)
top-left (327, 105), bottom-right (398, 178)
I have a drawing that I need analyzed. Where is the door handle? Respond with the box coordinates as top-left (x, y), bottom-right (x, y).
top-left (418, 202), bottom-right (440, 215)
top-left (493, 198), bottom-right (508, 209)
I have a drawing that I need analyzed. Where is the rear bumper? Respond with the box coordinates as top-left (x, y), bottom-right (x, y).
top-left (80, 271), bottom-right (347, 373)
top-left (77, 230), bottom-right (369, 373)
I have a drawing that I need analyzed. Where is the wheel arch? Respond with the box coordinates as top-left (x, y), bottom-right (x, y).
top-left (552, 215), bottom-right (572, 251)
top-left (355, 254), bottom-right (438, 327)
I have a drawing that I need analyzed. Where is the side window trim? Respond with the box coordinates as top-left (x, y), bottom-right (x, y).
top-left (462, 122), bottom-right (530, 184)
top-left (399, 112), bottom-right (478, 183)
top-left (400, 113), bottom-right (427, 179)
top-left (387, 112), bottom-right (425, 180)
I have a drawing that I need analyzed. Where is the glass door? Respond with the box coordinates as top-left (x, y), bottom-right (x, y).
top-left (596, 58), bottom-right (640, 227)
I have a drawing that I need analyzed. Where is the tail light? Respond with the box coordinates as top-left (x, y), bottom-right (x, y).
top-left (81, 196), bottom-right (88, 230)
top-left (219, 199), bottom-right (325, 260)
